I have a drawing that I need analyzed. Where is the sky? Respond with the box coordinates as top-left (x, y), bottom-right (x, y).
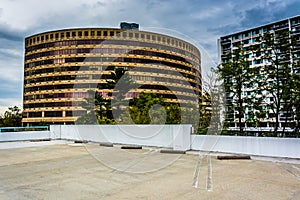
top-left (0, 0), bottom-right (299, 115)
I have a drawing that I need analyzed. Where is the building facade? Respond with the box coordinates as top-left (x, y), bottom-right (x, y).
top-left (218, 16), bottom-right (300, 133)
top-left (23, 23), bottom-right (202, 125)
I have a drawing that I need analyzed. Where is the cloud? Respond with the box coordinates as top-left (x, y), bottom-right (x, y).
top-left (207, 0), bottom-right (300, 36)
top-left (0, 24), bottom-right (23, 41)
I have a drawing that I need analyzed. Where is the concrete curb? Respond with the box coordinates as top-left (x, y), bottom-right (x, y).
top-left (121, 145), bottom-right (142, 149)
top-left (160, 149), bottom-right (186, 154)
top-left (217, 155), bottom-right (251, 160)
top-left (74, 140), bottom-right (88, 144)
top-left (99, 142), bottom-right (114, 147)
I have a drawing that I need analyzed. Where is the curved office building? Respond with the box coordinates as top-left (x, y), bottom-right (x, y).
top-left (22, 23), bottom-right (202, 125)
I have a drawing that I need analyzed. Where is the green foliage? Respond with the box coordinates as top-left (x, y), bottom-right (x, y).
top-left (0, 106), bottom-right (22, 127)
top-left (76, 67), bottom-right (123, 124)
top-left (218, 30), bottom-right (300, 136)
top-left (256, 31), bottom-right (294, 134)
top-left (76, 67), bottom-right (186, 125)
top-left (256, 30), bottom-right (298, 135)
top-left (110, 68), bottom-right (138, 122)
top-left (124, 92), bottom-right (181, 124)
top-left (289, 73), bottom-right (300, 137)
top-left (76, 90), bottom-right (113, 124)
top-left (128, 93), bottom-right (164, 124)
top-left (165, 104), bottom-right (181, 124)
top-left (218, 45), bottom-right (254, 135)
top-left (197, 92), bottom-right (211, 134)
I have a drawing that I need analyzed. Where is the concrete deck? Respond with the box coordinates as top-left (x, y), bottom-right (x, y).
top-left (0, 141), bottom-right (299, 199)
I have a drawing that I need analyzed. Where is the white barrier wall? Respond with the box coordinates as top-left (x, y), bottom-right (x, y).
top-left (0, 131), bottom-right (50, 142)
top-left (191, 135), bottom-right (300, 158)
top-left (1, 126), bottom-right (299, 158)
top-left (51, 124), bottom-right (192, 151)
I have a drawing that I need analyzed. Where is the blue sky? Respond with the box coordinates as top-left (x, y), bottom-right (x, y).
top-left (0, 0), bottom-right (299, 114)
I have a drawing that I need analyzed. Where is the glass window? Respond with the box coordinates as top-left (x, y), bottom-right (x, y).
top-left (78, 31), bottom-right (82, 37)
top-left (45, 35), bottom-right (49, 40)
top-left (103, 31), bottom-right (107, 36)
top-left (84, 31), bottom-right (89, 37)
top-left (50, 34), bottom-right (53, 40)
top-left (55, 33), bottom-right (59, 39)
top-left (129, 32), bottom-right (133, 38)
top-left (28, 112), bottom-right (42, 117)
top-left (97, 31), bottom-right (101, 36)
top-left (122, 32), bottom-right (127, 37)
top-left (36, 37), bottom-right (40, 42)
top-left (146, 34), bottom-right (150, 40)
top-left (152, 35), bottom-right (156, 41)
top-left (135, 33), bottom-right (139, 39)
top-left (41, 35), bottom-right (44, 41)
top-left (66, 32), bottom-right (70, 38)
top-left (44, 111), bottom-right (62, 117)
top-left (72, 32), bottom-right (76, 37)
top-left (61, 32), bottom-right (64, 38)
top-left (141, 34), bottom-right (145, 39)
top-left (91, 31), bottom-right (95, 36)
top-left (157, 36), bottom-right (161, 42)
top-left (110, 31), bottom-right (114, 36)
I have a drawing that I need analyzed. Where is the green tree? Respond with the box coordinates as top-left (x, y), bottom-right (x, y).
top-left (76, 67), bottom-right (135, 124)
top-left (165, 103), bottom-right (181, 124)
top-left (0, 117), bottom-right (3, 127)
top-left (197, 91), bottom-right (211, 134)
top-left (218, 45), bottom-right (254, 135)
top-left (290, 73), bottom-right (300, 137)
top-left (128, 93), bottom-right (165, 124)
top-left (76, 67), bottom-right (194, 126)
top-left (76, 90), bottom-right (112, 124)
top-left (108, 68), bottom-right (137, 122)
top-left (0, 106), bottom-right (22, 127)
top-left (256, 30), bottom-right (298, 135)
top-left (119, 92), bottom-right (181, 124)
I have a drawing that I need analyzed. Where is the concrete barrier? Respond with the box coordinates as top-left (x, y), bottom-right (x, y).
top-left (191, 135), bottom-right (300, 159)
top-left (0, 131), bottom-right (50, 142)
top-left (1, 125), bottom-right (299, 158)
top-left (50, 124), bottom-right (192, 151)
